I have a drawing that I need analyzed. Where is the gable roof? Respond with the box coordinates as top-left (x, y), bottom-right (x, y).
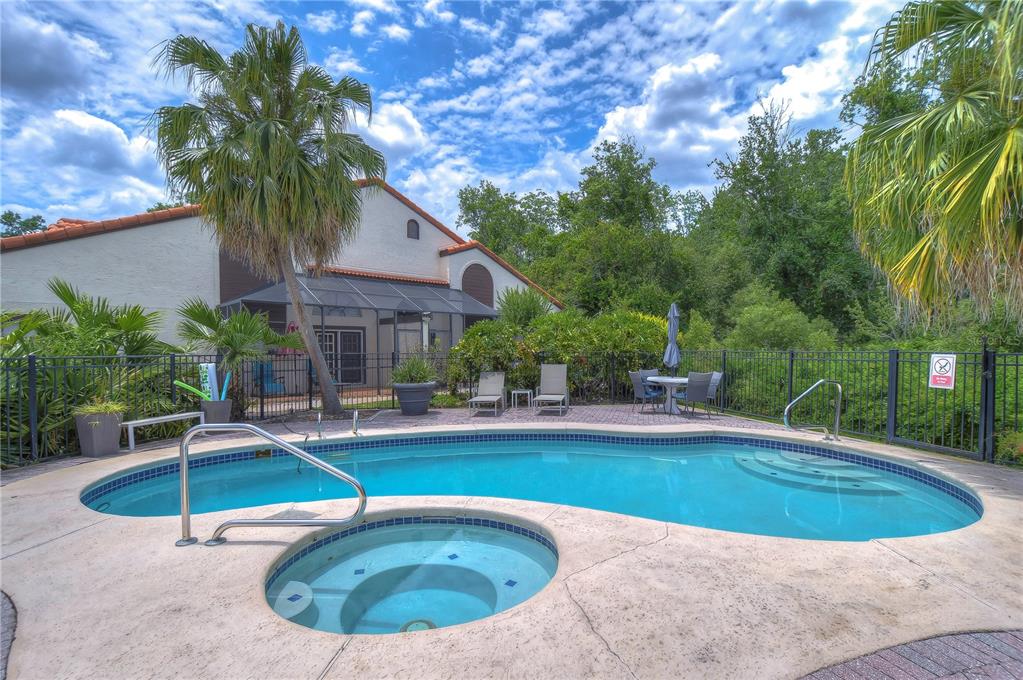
top-left (0, 180), bottom-right (465, 252)
top-left (439, 240), bottom-right (564, 309)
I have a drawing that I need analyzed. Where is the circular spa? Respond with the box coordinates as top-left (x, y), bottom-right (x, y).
top-left (265, 515), bottom-right (558, 634)
top-left (81, 431), bottom-right (983, 541)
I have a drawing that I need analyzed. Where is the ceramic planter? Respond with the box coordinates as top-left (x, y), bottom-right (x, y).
top-left (393, 382), bottom-right (436, 416)
top-left (201, 399), bottom-right (234, 424)
top-left (75, 413), bottom-right (122, 457)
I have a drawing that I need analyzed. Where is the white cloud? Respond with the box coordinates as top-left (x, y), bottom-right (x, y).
top-left (459, 17), bottom-right (503, 40)
top-left (325, 47), bottom-right (368, 75)
top-left (422, 0), bottom-right (456, 23)
top-left (761, 36), bottom-right (855, 120)
top-left (305, 10), bottom-right (339, 34)
top-left (351, 10), bottom-right (375, 37)
top-left (361, 102), bottom-right (430, 167)
top-left (381, 23), bottom-right (412, 41)
top-left (350, 0), bottom-right (398, 14)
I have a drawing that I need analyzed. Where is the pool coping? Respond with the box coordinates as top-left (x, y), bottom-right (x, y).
top-left (2, 422), bottom-right (1022, 679)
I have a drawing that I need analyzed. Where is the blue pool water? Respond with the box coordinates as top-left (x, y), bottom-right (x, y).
top-left (266, 519), bottom-right (557, 634)
top-left (83, 434), bottom-right (981, 541)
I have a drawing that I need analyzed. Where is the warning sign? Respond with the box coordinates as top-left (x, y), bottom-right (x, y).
top-left (928, 354), bottom-right (956, 390)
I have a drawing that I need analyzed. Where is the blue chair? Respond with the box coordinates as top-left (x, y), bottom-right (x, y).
top-left (629, 370), bottom-right (664, 412)
top-left (252, 362), bottom-right (285, 395)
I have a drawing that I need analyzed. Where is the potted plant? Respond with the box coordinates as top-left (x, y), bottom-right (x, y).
top-left (74, 398), bottom-right (127, 456)
top-left (392, 354), bottom-right (439, 416)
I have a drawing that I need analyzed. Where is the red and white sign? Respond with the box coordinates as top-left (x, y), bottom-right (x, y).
top-left (928, 354), bottom-right (956, 390)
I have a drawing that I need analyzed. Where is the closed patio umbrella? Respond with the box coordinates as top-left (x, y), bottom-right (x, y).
top-left (663, 303), bottom-right (680, 376)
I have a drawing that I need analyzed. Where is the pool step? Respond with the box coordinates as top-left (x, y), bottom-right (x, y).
top-left (751, 450), bottom-right (880, 483)
top-left (733, 452), bottom-right (900, 496)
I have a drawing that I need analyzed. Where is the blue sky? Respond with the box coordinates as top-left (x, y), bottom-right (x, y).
top-left (0, 0), bottom-right (899, 232)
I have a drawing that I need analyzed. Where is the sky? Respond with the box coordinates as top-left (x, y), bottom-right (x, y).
top-left (0, 0), bottom-right (901, 232)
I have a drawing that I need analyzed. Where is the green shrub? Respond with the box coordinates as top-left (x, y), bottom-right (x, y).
top-left (996, 430), bottom-right (1023, 466)
top-left (724, 283), bottom-right (837, 350)
top-left (430, 392), bottom-right (467, 408)
top-left (392, 354), bottom-right (439, 384)
top-left (588, 309), bottom-right (667, 356)
top-left (680, 310), bottom-right (719, 350)
top-left (497, 287), bottom-right (553, 327)
top-left (446, 320), bottom-right (521, 387)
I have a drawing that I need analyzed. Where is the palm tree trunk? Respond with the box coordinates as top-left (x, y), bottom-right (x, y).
top-left (277, 250), bottom-right (344, 415)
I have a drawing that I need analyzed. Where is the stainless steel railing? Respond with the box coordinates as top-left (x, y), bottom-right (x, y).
top-left (175, 423), bottom-right (367, 547)
top-left (783, 379), bottom-right (843, 441)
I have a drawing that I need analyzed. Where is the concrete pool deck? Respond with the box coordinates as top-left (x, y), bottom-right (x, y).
top-left (2, 414), bottom-right (1022, 679)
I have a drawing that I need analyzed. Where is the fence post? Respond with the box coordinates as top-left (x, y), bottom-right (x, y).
top-left (609, 353), bottom-right (616, 403)
top-left (259, 361), bottom-right (266, 420)
top-left (720, 349), bottom-right (727, 411)
top-left (886, 349), bottom-right (899, 443)
top-left (169, 353), bottom-right (177, 405)
top-left (786, 350), bottom-right (795, 405)
top-left (307, 357), bottom-right (314, 410)
top-left (979, 340), bottom-right (996, 462)
top-left (27, 354), bottom-right (38, 461)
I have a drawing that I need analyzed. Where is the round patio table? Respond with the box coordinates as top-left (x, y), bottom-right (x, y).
top-left (645, 375), bottom-right (688, 415)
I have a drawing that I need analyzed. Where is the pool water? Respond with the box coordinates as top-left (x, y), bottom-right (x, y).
top-left (266, 521), bottom-right (558, 634)
top-left (84, 437), bottom-right (981, 541)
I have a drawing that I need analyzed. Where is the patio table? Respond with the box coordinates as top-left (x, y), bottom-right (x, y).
top-left (645, 376), bottom-right (688, 415)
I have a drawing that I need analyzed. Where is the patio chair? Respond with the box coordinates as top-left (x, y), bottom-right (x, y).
top-left (629, 370), bottom-right (663, 412)
top-left (706, 371), bottom-right (723, 410)
top-left (252, 361), bottom-right (285, 396)
top-left (534, 364), bottom-right (569, 415)
top-left (468, 371), bottom-right (505, 416)
top-left (675, 371), bottom-right (713, 416)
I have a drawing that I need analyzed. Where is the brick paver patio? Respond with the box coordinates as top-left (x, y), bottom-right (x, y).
top-left (804, 631), bottom-right (1023, 679)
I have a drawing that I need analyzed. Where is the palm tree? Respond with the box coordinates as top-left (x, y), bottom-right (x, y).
top-left (846, 1), bottom-right (1022, 323)
top-left (176, 298), bottom-right (302, 368)
top-left (151, 22), bottom-right (386, 414)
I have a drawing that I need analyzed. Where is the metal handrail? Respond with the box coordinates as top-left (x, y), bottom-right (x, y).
top-left (783, 379), bottom-right (843, 441)
top-left (175, 423), bottom-right (367, 547)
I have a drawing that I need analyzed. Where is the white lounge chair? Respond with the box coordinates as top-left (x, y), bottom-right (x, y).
top-left (534, 364), bottom-right (569, 415)
top-left (468, 371), bottom-right (505, 416)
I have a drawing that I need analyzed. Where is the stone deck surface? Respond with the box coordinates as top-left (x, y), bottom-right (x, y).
top-left (1, 407), bottom-right (1021, 679)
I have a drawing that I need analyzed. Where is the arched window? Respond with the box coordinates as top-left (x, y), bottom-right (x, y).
top-left (406, 219), bottom-right (420, 239)
top-left (462, 263), bottom-right (494, 307)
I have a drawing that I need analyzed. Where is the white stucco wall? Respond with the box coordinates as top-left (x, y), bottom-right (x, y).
top-left (443, 249), bottom-right (534, 307)
top-left (326, 186), bottom-right (459, 279)
top-left (0, 216), bottom-right (220, 342)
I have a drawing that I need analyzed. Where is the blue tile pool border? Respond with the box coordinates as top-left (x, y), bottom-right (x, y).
top-left (80, 432), bottom-right (983, 517)
top-left (264, 515), bottom-right (559, 592)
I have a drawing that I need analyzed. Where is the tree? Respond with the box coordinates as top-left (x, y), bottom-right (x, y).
top-left (723, 283), bottom-right (837, 350)
top-left (176, 298), bottom-right (301, 368)
top-left (147, 201), bottom-right (187, 212)
top-left (1, 211), bottom-right (45, 237)
top-left (151, 22), bottom-right (385, 414)
top-left (846, 0), bottom-right (1023, 324)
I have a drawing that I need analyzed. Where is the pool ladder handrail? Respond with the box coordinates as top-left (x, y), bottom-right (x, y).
top-left (175, 423), bottom-right (367, 547)
top-left (783, 379), bottom-right (843, 441)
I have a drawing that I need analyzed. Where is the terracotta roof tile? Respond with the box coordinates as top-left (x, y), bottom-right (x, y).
top-left (316, 265), bottom-right (449, 287)
top-left (439, 240), bottom-right (564, 309)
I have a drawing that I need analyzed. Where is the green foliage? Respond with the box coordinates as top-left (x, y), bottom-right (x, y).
top-left (177, 297), bottom-right (301, 368)
top-left (723, 283), bottom-right (838, 350)
top-left (392, 354), bottom-right (439, 384)
top-left (680, 310), bottom-right (719, 350)
top-left (497, 287), bottom-right (553, 327)
top-left (845, 0), bottom-right (1023, 323)
top-left (996, 431), bottom-right (1023, 466)
top-left (430, 392), bottom-right (466, 408)
top-left (73, 399), bottom-right (128, 416)
top-left (587, 310), bottom-right (668, 356)
top-left (0, 210), bottom-right (45, 237)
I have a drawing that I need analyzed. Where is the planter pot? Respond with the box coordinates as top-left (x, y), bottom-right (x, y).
top-left (393, 382), bottom-right (437, 416)
top-left (75, 413), bottom-right (122, 457)
top-left (201, 399), bottom-right (234, 424)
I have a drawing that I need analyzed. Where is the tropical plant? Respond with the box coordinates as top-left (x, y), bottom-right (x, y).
top-left (846, 0), bottom-right (1023, 323)
top-left (73, 399), bottom-right (128, 416)
top-left (151, 21), bottom-right (386, 414)
top-left (497, 287), bottom-right (553, 327)
top-left (176, 298), bottom-right (301, 368)
top-left (1, 278), bottom-right (169, 357)
top-left (392, 354), bottom-right (439, 384)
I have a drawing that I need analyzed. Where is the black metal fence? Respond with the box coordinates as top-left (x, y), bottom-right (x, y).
top-left (1, 348), bottom-right (1019, 465)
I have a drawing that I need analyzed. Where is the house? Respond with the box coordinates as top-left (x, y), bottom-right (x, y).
top-left (0, 180), bottom-right (561, 385)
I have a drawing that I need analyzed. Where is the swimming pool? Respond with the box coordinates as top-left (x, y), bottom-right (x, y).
top-left (81, 431), bottom-right (982, 541)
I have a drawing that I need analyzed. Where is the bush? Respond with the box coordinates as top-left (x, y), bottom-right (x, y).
top-left (724, 283), bottom-right (837, 350)
top-left (73, 399), bottom-right (128, 416)
top-left (497, 287), bottom-right (552, 327)
top-left (996, 430), bottom-right (1023, 466)
top-left (446, 320), bottom-right (521, 387)
top-left (430, 392), bottom-right (467, 408)
top-left (680, 310), bottom-right (718, 349)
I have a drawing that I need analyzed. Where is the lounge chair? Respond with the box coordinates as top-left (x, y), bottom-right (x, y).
top-left (534, 364), bottom-right (569, 415)
top-left (252, 361), bottom-right (285, 396)
top-left (629, 370), bottom-right (663, 412)
top-left (675, 371), bottom-right (713, 416)
top-left (468, 371), bottom-right (505, 416)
